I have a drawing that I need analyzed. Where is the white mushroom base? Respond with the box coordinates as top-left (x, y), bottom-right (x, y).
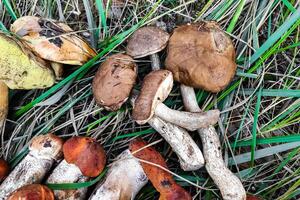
top-left (89, 150), bottom-right (148, 200)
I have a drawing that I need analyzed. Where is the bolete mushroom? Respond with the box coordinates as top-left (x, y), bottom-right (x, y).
top-left (0, 82), bottom-right (8, 132)
top-left (0, 158), bottom-right (9, 182)
top-left (0, 133), bottom-right (63, 199)
top-left (165, 22), bottom-right (237, 93)
top-left (92, 53), bottom-right (137, 111)
top-left (47, 136), bottom-right (106, 200)
top-left (130, 138), bottom-right (191, 200)
top-left (8, 184), bottom-right (54, 200)
top-left (126, 26), bottom-right (170, 70)
top-left (133, 69), bottom-right (220, 131)
top-left (10, 16), bottom-right (96, 79)
top-left (89, 149), bottom-right (148, 200)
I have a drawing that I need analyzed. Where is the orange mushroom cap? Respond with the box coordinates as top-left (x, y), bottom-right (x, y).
top-left (8, 184), bottom-right (54, 200)
top-left (63, 136), bottom-right (106, 177)
top-left (0, 158), bottom-right (9, 182)
top-left (129, 138), bottom-right (191, 200)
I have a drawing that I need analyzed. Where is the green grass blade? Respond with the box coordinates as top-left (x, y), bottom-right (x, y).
top-left (2, 0), bottom-right (18, 20)
top-left (226, 0), bottom-right (246, 33)
top-left (111, 128), bottom-right (156, 142)
top-left (95, 0), bottom-right (108, 38)
top-left (240, 89), bottom-right (300, 97)
top-left (281, 0), bottom-right (297, 12)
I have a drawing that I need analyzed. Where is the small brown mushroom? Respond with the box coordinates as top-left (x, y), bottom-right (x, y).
top-left (0, 133), bottom-right (63, 199)
top-left (246, 194), bottom-right (262, 200)
top-left (132, 70), bottom-right (220, 131)
top-left (47, 136), bottom-right (106, 200)
top-left (92, 53), bottom-right (137, 111)
top-left (8, 184), bottom-right (54, 200)
top-left (165, 21), bottom-right (237, 93)
top-left (0, 158), bottom-right (9, 182)
top-left (126, 26), bottom-right (170, 70)
top-left (129, 138), bottom-right (191, 200)
top-left (0, 82), bottom-right (8, 133)
top-left (10, 16), bottom-right (96, 79)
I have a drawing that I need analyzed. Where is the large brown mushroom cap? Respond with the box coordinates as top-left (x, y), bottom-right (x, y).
top-left (10, 16), bottom-right (96, 65)
top-left (63, 136), bottom-right (106, 177)
top-left (0, 158), bottom-right (9, 182)
top-left (165, 21), bottom-right (236, 93)
top-left (92, 53), bottom-right (137, 111)
top-left (8, 184), bottom-right (54, 200)
top-left (132, 70), bottom-right (173, 124)
top-left (126, 26), bottom-right (170, 58)
top-left (129, 138), bottom-right (191, 200)
top-left (0, 33), bottom-right (55, 89)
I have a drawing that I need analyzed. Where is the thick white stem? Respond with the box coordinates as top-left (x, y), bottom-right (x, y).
top-left (150, 53), bottom-right (161, 71)
top-left (0, 152), bottom-right (56, 199)
top-left (155, 103), bottom-right (220, 131)
top-left (89, 150), bottom-right (148, 200)
top-left (47, 160), bottom-right (88, 200)
top-left (148, 116), bottom-right (205, 171)
top-left (180, 84), bottom-right (246, 200)
top-left (50, 62), bottom-right (64, 80)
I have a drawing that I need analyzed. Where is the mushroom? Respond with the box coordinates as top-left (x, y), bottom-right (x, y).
top-left (8, 184), bottom-right (54, 200)
top-left (92, 53), bottom-right (137, 111)
top-left (47, 136), bottom-right (106, 200)
top-left (165, 22), bottom-right (237, 93)
top-left (246, 194), bottom-right (262, 200)
top-left (164, 21), bottom-right (246, 200)
top-left (132, 69), bottom-right (220, 131)
top-left (131, 89), bottom-right (204, 171)
top-left (0, 133), bottom-right (63, 199)
top-left (89, 149), bottom-right (148, 200)
top-left (10, 16), bottom-right (96, 79)
top-left (126, 26), bottom-right (170, 70)
top-left (0, 158), bottom-right (9, 182)
top-left (129, 138), bottom-right (192, 200)
top-left (0, 82), bottom-right (8, 132)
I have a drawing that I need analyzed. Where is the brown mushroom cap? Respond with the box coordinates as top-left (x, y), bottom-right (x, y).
top-left (129, 138), bottom-right (191, 200)
top-left (63, 136), bottom-right (106, 177)
top-left (8, 184), bottom-right (54, 200)
top-left (29, 133), bottom-right (64, 161)
top-left (0, 33), bottom-right (55, 90)
top-left (132, 70), bottom-right (173, 124)
top-left (165, 21), bottom-right (236, 93)
top-left (10, 16), bottom-right (96, 65)
top-left (126, 26), bottom-right (170, 58)
top-left (0, 158), bottom-right (9, 182)
top-left (92, 53), bottom-right (137, 111)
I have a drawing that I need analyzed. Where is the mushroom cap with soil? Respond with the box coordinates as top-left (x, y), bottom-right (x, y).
top-left (0, 33), bottom-right (55, 89)
top-left (10, 16), bottom-right (97, 65)
top-left (126, 26), bottom-right (170, 58)
top-left (92, 53), bottom-right (137, 111)
top-left (63, 136), bottom-right (106, 177)
top-left (165, 21), bottom-right (236, 93)
top-left (7, 184), bottom-right (54, 200)
top-left (129, 138), bottom-right (192, 200)
top-left (0, 158), bottom-right (9, 182)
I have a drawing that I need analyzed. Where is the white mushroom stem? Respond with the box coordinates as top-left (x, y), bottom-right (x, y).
top-left (131, 94), bottom-right (205, 171)
top-left (50, 62), bottom-right (64, 80)
top-left (89, 150), bottom-right (148, 200)
top-left (150, 54), bottom-right (161, 71)
top-left (47, 160), bottom-right (89, 200)
top-left (154, 103), bottom-right (220, 131)
top-left (0, 82), bottom-right (8, 132)
top-left (180, 84), bottom-right (246, 200)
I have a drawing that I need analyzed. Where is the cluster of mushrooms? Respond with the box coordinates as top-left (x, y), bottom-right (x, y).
top-left (0, 15), bottom-right (249, 200)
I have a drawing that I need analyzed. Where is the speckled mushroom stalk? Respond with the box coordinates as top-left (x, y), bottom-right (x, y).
top-left (7, 184), bottom-right (54, 200)
top-left (0, 82), bottom-right (8, 132)
top-left (131, 90), bottom-right (204, 171)
top-left (89, 149), bottom-right (148, 200)
top-left (47, 136), bottom-right (106, 200)
top-left (180, 85), bottom-right (246, 200)
top-left (130, 138), bottom-right (192, 200)
top-left (0, 134), bottom-right (63, 199)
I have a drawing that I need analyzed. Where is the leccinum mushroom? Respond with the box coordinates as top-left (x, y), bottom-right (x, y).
top-left (0, 158), bottom-right (9, 182)
top-left (130, 138), bottom-right (191, 200)
top-left (47, 136), bottom-right (106, 200)
top-left (92, 53), bottom-right (137, 111)
top-left (133, 70), bottom-right (220, 131)
top-left (10, 16), bottom-right (96, 79)
top-left (89, 149), bottom-right (148, 200)
top-left (0, 82), bottom-right (8, 132)
top-left (0, 133), bottom-right (63, 199)
top-left (8, 184), bottom-right (54, 200)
